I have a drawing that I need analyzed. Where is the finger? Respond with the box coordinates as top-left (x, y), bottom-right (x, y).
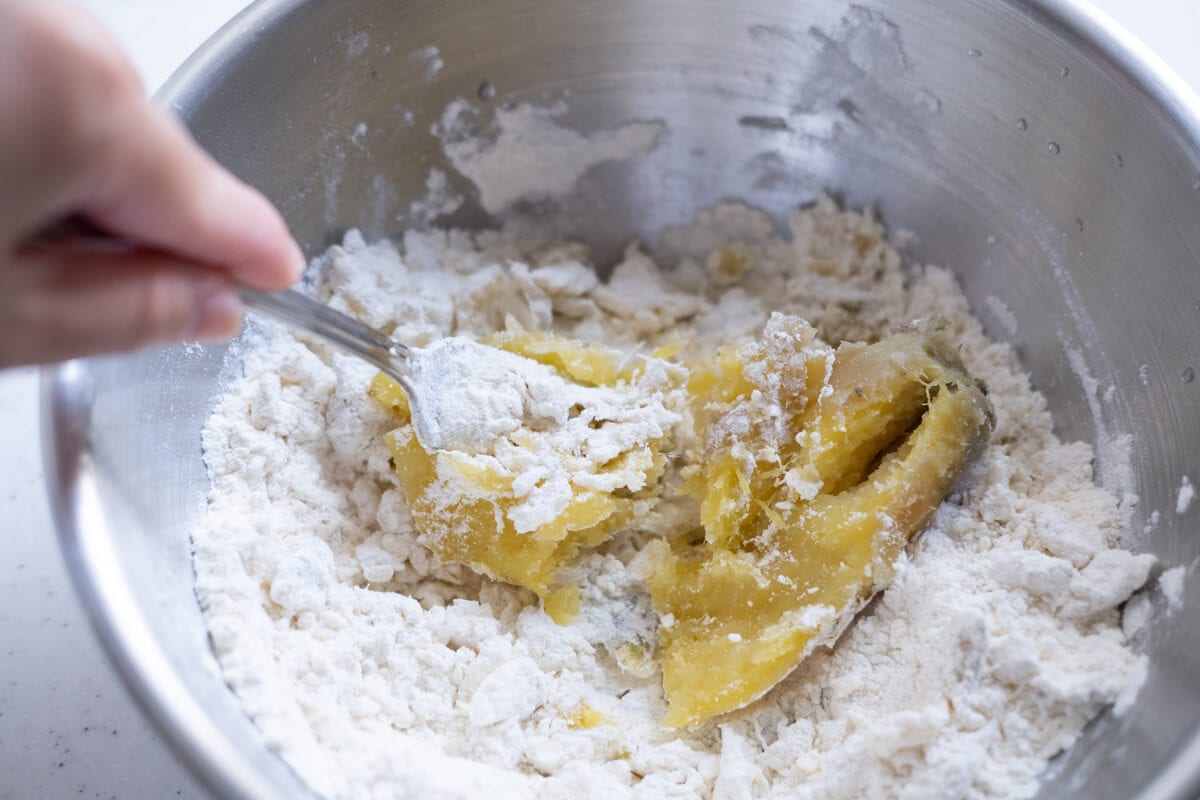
top-left (0, 250), bottom-right (243, 367)
top-left (82, 103), bottom-right (305, 291)
top-left (0, 0), bottom-right (304, 289)
top-left (0, 0), bottom-right (146, 242)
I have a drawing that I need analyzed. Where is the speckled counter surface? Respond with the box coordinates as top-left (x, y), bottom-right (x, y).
top-left (0, 1), bottom-right (1195, 798)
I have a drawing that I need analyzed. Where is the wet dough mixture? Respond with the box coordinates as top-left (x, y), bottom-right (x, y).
top-left (196, 198), bottom-right (1154, 800)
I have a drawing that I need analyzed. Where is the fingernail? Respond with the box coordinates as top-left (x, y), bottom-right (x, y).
top-left (188, 279), bottom-right (243, 342)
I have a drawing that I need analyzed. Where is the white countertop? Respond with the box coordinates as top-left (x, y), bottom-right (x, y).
top-left (1, 1), bottom-right (1197, 797)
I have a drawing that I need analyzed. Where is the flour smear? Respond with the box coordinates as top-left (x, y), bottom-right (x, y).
top-left (435, 100), bottom-right (664, 215)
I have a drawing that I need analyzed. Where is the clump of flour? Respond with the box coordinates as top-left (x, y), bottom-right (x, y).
top-left (1176, 476), bottom-right (1194, 514)
top-left (403, 334), bottom-right (681, 533)
top-left (406, 336), bottom-right (675, 456)
top-left (195, 197), bottom-right (1154, 800)
top-left (406, 337), bottom-right (584, 452)
top-left (407, 169), bottom-right (463, 224)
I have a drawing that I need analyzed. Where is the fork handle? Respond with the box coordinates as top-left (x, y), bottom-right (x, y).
top-left (238, 288), bottom-right (411, 377)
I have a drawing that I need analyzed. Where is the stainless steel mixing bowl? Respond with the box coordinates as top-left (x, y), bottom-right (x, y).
top-left (42, 0), bottom-right (1200, 798)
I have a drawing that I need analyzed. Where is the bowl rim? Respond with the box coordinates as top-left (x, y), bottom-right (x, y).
top-left (44, 1), bottom-right (1200, 799)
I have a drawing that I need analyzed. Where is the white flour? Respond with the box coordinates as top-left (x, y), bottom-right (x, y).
top-left (407, 169), bottom-right (463, 225)
top-left (1159, 566), bottom-right (1186, 612)
top-left (406, 336), bottom-right (674, 452)
top-left (195, 198), bottom-right (1154, 800)
top-left (1175, 476), bottom-right (1194, 514)
top-left (403, 335), bottom-right (681, 532)
top-left (436, 101), bottom-right (665, 215)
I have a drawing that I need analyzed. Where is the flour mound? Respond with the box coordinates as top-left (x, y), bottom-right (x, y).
top-left (195, 199), bottom-right (1151, 800)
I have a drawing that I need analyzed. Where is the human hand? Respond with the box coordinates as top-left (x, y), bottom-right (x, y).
top-left (0, 0), bottom-right (304, 368)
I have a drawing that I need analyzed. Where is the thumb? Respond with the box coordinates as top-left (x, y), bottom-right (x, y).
top-left (0, 250), bottom-right (242, 367)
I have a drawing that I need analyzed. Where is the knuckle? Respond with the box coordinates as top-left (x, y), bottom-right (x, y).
top-left (70, 58), bottom-right (142, 149)
top-left (19, 13), bottom-right (144, 184)
top-left (132, 270), bottom-right (195, 348)
top-left (46, 8), bottom-right (142, 99)
top-left (86, 48), bottom-right (143, 103)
